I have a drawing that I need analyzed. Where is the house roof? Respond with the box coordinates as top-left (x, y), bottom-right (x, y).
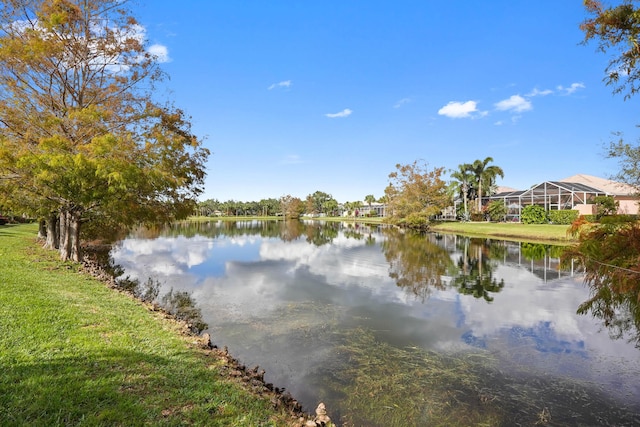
top-left (559, 174), bottom-right (637, 195)
top-left (495, 185), bottom-right (517, 194)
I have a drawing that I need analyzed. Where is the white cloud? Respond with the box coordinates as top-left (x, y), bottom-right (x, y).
top-left (437, 101), bottom-right (479, 118)
top-left (526, 88), bottom-right (553, 97)
top-left (557, 82), bottom-right (585, 95)
top-left (494, 95), bottom-right (532, 113)
top-left (325, 108), bottom-right (352, 118)
top-left (393, 98), bottom-right (411, 108)
top-left (148, 43), bottom-right (170, 63)
top-left (268, 80), bottom-right (292, 90)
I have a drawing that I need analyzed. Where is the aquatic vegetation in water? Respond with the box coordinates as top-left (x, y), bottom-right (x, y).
top-left (317, 328), bottom-right (640, 426)
top-left (320, 328), bottom-right (504, 426)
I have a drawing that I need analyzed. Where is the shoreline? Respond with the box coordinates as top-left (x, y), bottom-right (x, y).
top-left (189, 216), bottom-right (575, 244)
top-left (0, 223), bottom-right (331, 426)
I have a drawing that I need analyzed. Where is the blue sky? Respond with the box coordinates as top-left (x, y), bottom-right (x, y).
top-left (135, 0), bottom-right (640, 203)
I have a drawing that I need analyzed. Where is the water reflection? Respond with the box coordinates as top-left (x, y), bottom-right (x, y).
top-left (381, 229), bottom-right (451, 301)
top-left (111, 220), bottom-right (640, 426)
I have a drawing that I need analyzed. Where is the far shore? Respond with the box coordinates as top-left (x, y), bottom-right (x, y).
top-left (188, 216), bottom-right (574, 244)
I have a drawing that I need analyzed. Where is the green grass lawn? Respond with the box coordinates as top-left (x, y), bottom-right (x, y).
top-left (0, 223), bottom-right (296, 426)
top-left (430, 221), bottom-right (575, 243)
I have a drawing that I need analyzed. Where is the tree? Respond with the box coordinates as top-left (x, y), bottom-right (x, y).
top-left (563, 219), bottom-right (640, 346)
top-left (323, 198), bottom-right (338, 216)
top-left (575, 0), bottom-right (640, 345)
top-left (384, 160), bottom-right (448, 229)
top-left (593, 195), bottom-right (619, 219)
top-left (364, 194), bottom-right (375, 207)
top-left (582, 0), bottom-right (640, 100)
top-left (449, 163), bottom-right (474, 220)
top-left (470, 157), bottom-right (504, 213)
top-left (0, 0), bottom-right (209, 261)
top-left (279, 194), bottom-right (304, 219)
top-left (259, 198), bottom-right (280, 216)
top-left (304, 190), bottom-right (335, 215)
top-left (343, 200), bottom-right (362, 217)
top-left (486, 200), bottom-right (507, 222)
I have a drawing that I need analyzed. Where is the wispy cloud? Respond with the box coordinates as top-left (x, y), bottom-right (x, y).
top-left (494, 95), bottom-right (532, 113)
top-left (393, 98), bottom-right (411, 109)
top-left (325, 108), bottom-right (352, 118)
top-left (268, 80), bottom-right (292, 90)
top-left (281, 154), bottom-right (303, 164)
top-left (557, 82), bottom-right (585, 95)
top-left (437, 101), bottom-right (480, 119)
top-left (148, 44), bottom-right (170, 63)
top-left (526, 88), bottom-right (553, 97)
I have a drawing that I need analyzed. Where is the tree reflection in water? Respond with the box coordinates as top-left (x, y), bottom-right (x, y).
top-left (577, 288), bottom-right (640, 348)
top-left (380, 228), bottom-right (453, 302)
top-left (126, 219), bottom-right (640, 346)
top-left (453, 237), bottom-right (505, 302)
top-left (561, 221), bottom-right (640, 348)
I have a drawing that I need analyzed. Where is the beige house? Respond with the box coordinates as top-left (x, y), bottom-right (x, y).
top-left (487, 174), bottom-right (639, 220)
top-left (559, 174), bottom-right (638, 215)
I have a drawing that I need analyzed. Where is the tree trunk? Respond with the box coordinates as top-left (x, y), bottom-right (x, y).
top-left (58, 208), bottom-right (82, 262)
top-left (38, 219), bottom-right (46, 240)
top-left (59, 209), bottom-right (70, 261)
top-left (44, 213), bottom-right (59, 250)
top-left (68, 211), bottom-right (81, 262)
top-left (462, 182), bottom-right (469, 220)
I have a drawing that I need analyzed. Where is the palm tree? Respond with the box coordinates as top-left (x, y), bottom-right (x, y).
top-left (471, 157), bottom-right (504, 212)
top-left (364, 194), bottom-right (375, 207)
top-left (364, 194), bottom-right (375, 215)
top-left (450, 163), bottom-right (474, 220)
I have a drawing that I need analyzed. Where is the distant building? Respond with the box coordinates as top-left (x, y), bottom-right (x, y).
top-left (343, 202), bottom-right (386, 218)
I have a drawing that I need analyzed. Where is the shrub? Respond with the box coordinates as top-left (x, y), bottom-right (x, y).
top-left (521, 205), bottom-right (548, 224)
top-left (404, 212), bottom-right (430, 230)
top-left (548, 210), bottom-right (579, 225)
top-left (593, 195), bottom-right (619, 219)
top-left (470, 212), bottom-right (485, 222)
top-left (487, 200), bottom-right (507, 222)
top-left (600, 214), bottom-right (638, 225)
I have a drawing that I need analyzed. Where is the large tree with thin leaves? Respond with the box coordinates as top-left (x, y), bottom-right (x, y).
top-left (567, 0), bottom-right (640, 344)
top-left (384, 160), bottom-right (448, 229)
top-left (582, 0), bottom-right (640, 100)
top-left (0, 0), bottom-right (209, 261)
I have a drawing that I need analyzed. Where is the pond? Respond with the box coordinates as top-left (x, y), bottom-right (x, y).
top-left (111, 220), bottom-right (640, 426)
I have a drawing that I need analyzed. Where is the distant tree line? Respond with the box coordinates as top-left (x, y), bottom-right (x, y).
top-left (196, 156), bottom-right (505, 230)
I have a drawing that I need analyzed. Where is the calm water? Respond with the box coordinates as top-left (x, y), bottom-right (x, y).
top-left (111, 220), bottom-right (640, 426)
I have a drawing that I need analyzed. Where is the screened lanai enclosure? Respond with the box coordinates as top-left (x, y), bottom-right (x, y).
top-left (488, 181), bottom-right (609, 221)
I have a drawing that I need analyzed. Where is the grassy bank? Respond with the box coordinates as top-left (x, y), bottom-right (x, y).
top-left (430, 221), bottom-right (575, 243)
top-left (0, 223), bottom-right (298, 426)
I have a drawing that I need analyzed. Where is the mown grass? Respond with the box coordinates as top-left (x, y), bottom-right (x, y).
top-left (0, 223), bottom-right (295, 426)
top-left (430, 221), bottom-right (575, 243)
